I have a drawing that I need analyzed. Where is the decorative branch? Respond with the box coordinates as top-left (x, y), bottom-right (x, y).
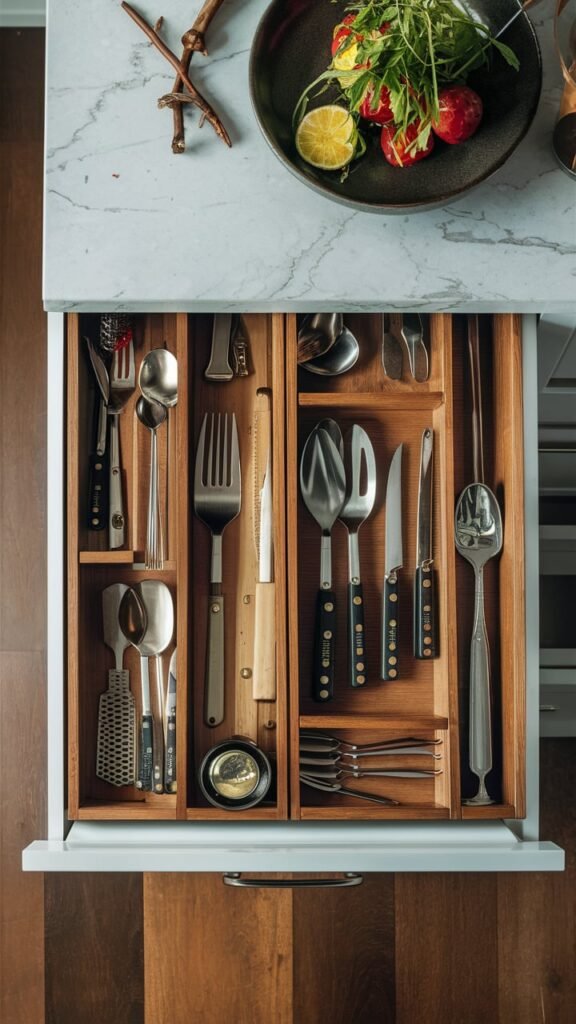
top-left (121, 1), bottom-right (231, 151)
top-left (170, 0), bottom-right (227, 153)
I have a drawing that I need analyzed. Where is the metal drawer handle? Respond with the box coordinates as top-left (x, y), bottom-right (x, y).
top-left (540, 704), bottom-right (559, 712)
top-left (222, 872), bottom-right (363, 889)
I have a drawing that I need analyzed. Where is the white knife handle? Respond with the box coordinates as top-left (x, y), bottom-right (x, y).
top-left (253, 582), bottom-right (276, 701)
top-left (109, 414), bottom-right (125, 549)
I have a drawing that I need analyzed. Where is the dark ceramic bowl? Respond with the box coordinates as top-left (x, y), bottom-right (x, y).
top-left (249, 0), bottom-right (542, 213)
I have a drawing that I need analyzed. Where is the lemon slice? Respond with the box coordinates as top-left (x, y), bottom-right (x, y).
top-left (295, 106), bottom-right (356, 171)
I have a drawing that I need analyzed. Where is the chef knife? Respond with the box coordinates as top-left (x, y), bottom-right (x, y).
top-left (164, 648), bottom-right (177, 793)
top-left (253, 392), bottom-right (276, 700)
top-left (414, 427), bottom-right (438, 659)
top-left (381, 443), bottom-right (403, 680)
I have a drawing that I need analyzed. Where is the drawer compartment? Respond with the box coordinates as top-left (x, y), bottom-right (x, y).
top-left (286, 313), bottom-right (525, 820)
top-left (66, 313), bottom-right (288, 820)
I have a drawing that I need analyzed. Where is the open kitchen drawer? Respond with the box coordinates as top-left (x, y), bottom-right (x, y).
top-left (23, 313), bottom-right (564, 872)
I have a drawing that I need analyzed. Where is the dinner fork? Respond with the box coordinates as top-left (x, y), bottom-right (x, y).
top-left (194, 412), bottom-right (241, 726)
top-left (108, 340), bottom-right (135, 549)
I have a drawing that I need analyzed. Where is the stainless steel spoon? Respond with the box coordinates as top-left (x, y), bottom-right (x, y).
top-left (297, 313), bottom-right (343, 362)
top-left (136, 396), bottom-right (167, 570)
top-left (139, 349), bottom-right (178, 408)
top-left (119, 581), bottom-right (174, 795)
top-left (455, 483), bottom-right (503, 806)
top-left (301, 325), bottom-right (359, 376)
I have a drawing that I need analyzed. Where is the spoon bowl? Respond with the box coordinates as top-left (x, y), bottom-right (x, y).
top-left (136, 395), bottom-right (167, 431)
top-left (300, 326), bottom-right (359, 377)
top-left (139, 349), bottom-right (178, 408)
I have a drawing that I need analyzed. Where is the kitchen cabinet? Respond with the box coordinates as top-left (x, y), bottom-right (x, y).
top-left (22, 312), bottom-right (564, 872)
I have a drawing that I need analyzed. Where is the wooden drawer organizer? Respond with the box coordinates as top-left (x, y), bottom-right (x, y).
top-left (286, 313), bottom-right (525, 821)
top-left (67, 313), bottom-right (288, 820)
top-left (66, 312), bottom-right (524, 822)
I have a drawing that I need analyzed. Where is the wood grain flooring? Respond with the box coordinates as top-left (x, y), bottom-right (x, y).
top-left (0, 28), bottom-right (46, 1024)
top-left (1, 25), bottom-right (575, 1024)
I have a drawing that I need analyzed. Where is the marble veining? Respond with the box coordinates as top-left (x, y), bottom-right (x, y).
top-left (44, 0), bottom-right (576, 311)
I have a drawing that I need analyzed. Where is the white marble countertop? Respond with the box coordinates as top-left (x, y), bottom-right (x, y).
top-left (44, 0), bottom-right (575, 312)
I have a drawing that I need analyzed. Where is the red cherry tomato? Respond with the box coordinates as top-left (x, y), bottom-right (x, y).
top-left (380, 121), bottom-right (434, 167)
top-left (432, 85), bottom-right (483, 144)
top-left (359, 83), bottom-right (394, 125)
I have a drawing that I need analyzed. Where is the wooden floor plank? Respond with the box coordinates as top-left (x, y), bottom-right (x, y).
top-left (143, 873), bottom-right (293, 1024)
top-left (292, 873), bottom-right (395, 1024)
top-left (0, 28), bottom-right (46, 1024)
top-left (497, 739), bottom-right (576, 1023)
top-left (45, 874), bottom-right (144, 1024)
top-left (0, 652), bottom-right (45, 1024)
top-left (395, 873), bottom-right (499, 1024)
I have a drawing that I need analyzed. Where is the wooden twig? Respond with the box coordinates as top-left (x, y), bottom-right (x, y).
top-left (171, 0), bottom-right (227, 153)
top-left (121, 1), bottom-right (231, 149)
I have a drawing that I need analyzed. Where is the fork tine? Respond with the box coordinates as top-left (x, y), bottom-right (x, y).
top-left (222, 413), bottom-right (229, 487)
top-left (230, 414), bottom-right (239, 491)
top-left (195, 413), bottom-right (208, 493)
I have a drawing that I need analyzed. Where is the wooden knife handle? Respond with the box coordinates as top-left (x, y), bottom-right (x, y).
top-left (253, 582), bottom-right (276, 701)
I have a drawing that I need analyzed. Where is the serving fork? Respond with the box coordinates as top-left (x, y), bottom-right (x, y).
top-left (194, 412), bottom-right (241, 726)
top-left (108, 340), bottom-right (135, 549)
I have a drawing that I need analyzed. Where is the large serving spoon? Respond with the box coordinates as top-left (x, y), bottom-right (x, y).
top-left (119, 580), bottom-right (174, 795)
top-left (301, 325), bottom-right (359, 376)
top-left (455, 483), bottom-right (503, 805)
top-left (136, 396), bottom-right (167, 569)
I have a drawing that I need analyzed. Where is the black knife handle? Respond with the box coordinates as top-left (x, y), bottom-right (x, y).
top-left (348, 582), bottom-right (367, 689)
top-left (164, 711), bottom-right (177, 793)
top-left (136, 715), bottom-right (153, 791)
top-left (414, 565), bottom-right (437, 659)
top-left (312, 590), bottom-right (337, 702)
top-left (381, 575), bottom-right (399, 680)
top-left (87, 450), bottom-right (109, 531)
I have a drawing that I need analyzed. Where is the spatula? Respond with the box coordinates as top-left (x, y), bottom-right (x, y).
top-left (96, 583), bottom-right (136, 787)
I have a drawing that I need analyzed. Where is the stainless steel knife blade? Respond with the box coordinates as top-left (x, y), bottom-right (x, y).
top-left (416, 428), bottom-right (434, 567)
top-left (166, 649), bottom-right (177, 716)
top-left (385, 444), bottom-right (403, 575)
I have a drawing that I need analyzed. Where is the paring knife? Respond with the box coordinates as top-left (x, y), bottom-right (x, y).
top-left (382, 444), bottom-right (403, 680)
top-left (340, 425), bottom-right (376, 689)
top-left (205, 313), bottom-right (234, 381)
top-left (253, 389), bottom-right (276, 700)
top-left (85, 337), bottom-right (110, 531)
top-left (164, 649), bottom-right (177, 793)
top-left (414, 428), bottom-right (438, 659)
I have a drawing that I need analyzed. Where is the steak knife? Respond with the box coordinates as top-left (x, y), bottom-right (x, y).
top-left (164, 648), bottom-right (177, 793)
top-left (381, 444), bottom-right (403, 680)
top-left (85, 336), bottom-right (110, 531)
top-left (414, 428), bottom-right (438, 659)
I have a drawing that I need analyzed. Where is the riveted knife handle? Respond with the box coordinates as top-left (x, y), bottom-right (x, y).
top-left (348, 582), bottom-right (367, 688)
top-left (381, 575), bottom-right (400, 680)
top-left (164, 710), bottom-right (177, 793)
top-left (136, 715), bottom-right (153, 791)
top-left (414, 566), bottom-right (437, 659)
top-left (87, 450), bottom-right (109, 531)
top-left (312, 590), bottom-right (336, 702)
